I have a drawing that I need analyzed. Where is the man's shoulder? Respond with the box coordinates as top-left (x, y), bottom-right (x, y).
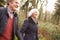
top-left (0, 7), bottom-right (5, 12)
top-left (0, 7), bottom-right (4, 10)
top-left (0, 7), bottom-right (4, 19)
top-left (0, 7), bottom-right (6, 17)
top-left (23, 19), bottom-right (29, 23)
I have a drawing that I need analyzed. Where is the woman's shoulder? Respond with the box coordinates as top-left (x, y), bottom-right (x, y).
top-left (23, 17), bottom-right (32, 24)
top-left (24, 18), bottom-right (29, 23)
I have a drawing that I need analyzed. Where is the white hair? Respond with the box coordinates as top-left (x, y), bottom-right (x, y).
top-left (28, 8), bottom-right (39, 17)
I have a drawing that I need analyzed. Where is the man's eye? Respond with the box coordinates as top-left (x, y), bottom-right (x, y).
top-left (16, 2), bottom-right (19, 4)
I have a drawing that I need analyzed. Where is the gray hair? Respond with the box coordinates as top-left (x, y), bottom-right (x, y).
top-left (28, 8), bottom-right (39, 17)
top-left (6, 0), bottom-right (14, 5)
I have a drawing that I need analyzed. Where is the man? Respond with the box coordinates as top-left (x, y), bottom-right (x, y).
top-left (0, 0), bottom-right (23, 40)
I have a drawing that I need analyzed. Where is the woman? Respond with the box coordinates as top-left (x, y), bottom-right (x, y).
top-left (20, 8), bottom-right (39, 40)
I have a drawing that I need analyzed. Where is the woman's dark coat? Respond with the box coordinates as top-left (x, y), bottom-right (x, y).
top-left (20, 17), bottom-right (38, 40)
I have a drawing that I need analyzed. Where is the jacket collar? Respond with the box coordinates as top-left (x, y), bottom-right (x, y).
top-left (28, 17), bottom-right (38, 25)
top-left (4, 7), bottom-right (17, 18)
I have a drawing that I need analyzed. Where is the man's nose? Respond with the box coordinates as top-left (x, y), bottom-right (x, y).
top-left (16, 4), bottom-right (19, 8)
top-left (17, 3), bottom-right (20, 7)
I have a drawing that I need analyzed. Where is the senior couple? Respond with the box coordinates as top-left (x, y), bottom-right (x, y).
top-left (0, 0), bottom-right (39, 40)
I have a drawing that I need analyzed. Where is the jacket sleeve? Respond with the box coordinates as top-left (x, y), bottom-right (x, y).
top-left (16, 27), bottom-right (24, 40)
top-left (36, 23), bottom-right (38, 40)
top-left (0, 8), bottom-right (3, 20)
top-left (0, 8), bottom-right (5, 35)
top-left (36, 30), bottom-right (38, 40)
top-left (20, 20), bottom-right (29, 36)
top-left (15, 15), bottom-right (24, 40)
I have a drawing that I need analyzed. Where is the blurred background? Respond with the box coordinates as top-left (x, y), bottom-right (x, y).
top-left (0, 0), bottom-right (60, 40)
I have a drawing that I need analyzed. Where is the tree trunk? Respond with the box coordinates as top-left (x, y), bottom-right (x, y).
top-left (25, 0), bottom-right (29, 18)
top-left (32, 0), bottom-right (36, 8)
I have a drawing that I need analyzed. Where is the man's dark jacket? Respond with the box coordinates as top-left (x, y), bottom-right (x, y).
top-left (0, 7), bottom-right (23, 40)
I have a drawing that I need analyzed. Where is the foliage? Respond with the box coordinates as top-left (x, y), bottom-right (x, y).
top-left (53, 0), bottom-right (60, 25)
top-left (0, 0), bottom-right (6, 7)
top-left (38, 21), bottom-right (60, 40)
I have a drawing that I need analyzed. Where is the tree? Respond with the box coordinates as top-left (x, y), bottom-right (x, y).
top-left (0, 0), bottom-right (6, 7)
top-left (21, 0), bottom-right (29, 18)
top-left (38, 0), bottom-right (44, 20)
top-left (53, 0), bottom-right (60, 25)
top-left (32, 0), bottom-right (37, 8)
top-left (44, 0), bottom-right (48, 22)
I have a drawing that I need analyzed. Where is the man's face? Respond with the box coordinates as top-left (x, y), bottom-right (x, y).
top-left (9, 0), bottom-right (20, 11)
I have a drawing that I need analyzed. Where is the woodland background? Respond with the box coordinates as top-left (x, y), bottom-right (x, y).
top-left (0, 0), bottom-right (60, 40)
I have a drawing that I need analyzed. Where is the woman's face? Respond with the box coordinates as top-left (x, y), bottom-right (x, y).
top-left (32, 12), bottom-right (38, 19)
